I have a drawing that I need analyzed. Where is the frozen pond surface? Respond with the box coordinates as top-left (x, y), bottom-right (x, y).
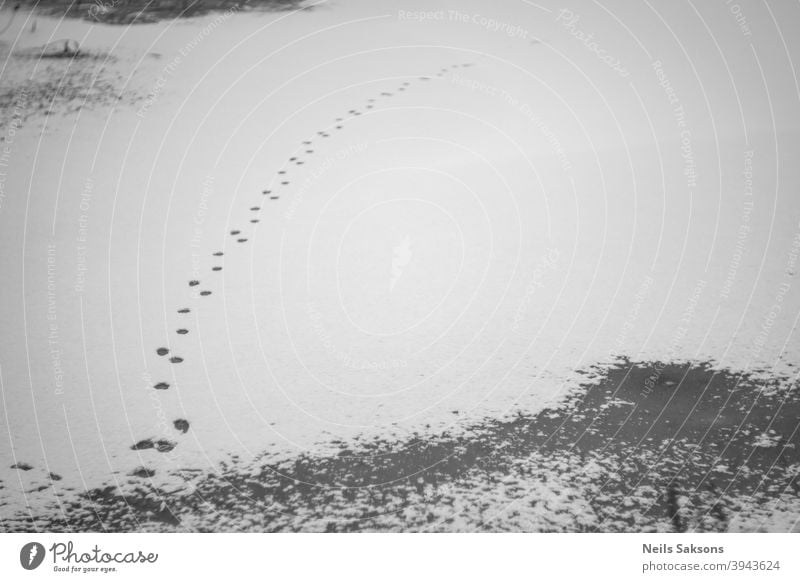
top-left (1, 0), bottom-right (799, 530)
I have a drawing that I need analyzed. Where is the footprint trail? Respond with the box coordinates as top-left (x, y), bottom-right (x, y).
top-left (135, 64), bottom-right (477, 477)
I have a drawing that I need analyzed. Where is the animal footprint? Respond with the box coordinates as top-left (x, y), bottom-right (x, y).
top-left (155, 440), bottom-right (176, 452)
top-left (132, 439), bottom-right (176, 453)
top-left (131, 467), bottom-right (156, 478)
top-left (131, 439), bottom-right (153, 451)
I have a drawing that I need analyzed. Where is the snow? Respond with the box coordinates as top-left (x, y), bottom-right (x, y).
top-left (1, 0), bottom-right (799, 528)
top-left (752, 432), bottom-right (782, 448)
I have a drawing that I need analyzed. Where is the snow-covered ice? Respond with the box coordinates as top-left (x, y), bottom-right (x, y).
top-left (1, 0), bottom-right (799, 530)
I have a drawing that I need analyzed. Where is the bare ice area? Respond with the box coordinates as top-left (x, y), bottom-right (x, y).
top-left (6, 361), bottom-right (800, 532)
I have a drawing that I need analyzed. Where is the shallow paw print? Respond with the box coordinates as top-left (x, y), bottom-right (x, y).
top-left (130, 439), bottom-right (153, 451)
top-left (155, 440), bottom-right (176, 453)
top-left (131, 467), bottom-right (156, 478)
top-left (131, 438), bottom-right (176, 453)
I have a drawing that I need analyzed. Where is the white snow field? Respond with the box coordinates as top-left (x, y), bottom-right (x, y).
top-left (1, 0), bottom-right (799, 529)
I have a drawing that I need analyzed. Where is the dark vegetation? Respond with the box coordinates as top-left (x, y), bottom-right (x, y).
top-left (11, 0), bottom-right (309, 24)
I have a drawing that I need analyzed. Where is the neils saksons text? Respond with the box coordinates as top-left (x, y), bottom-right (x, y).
top-left (643, 544), bottom-right (724, 554)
